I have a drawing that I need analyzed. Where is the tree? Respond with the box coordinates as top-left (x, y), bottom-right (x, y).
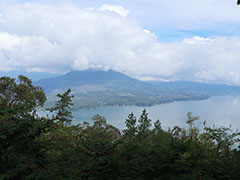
top-left (123, 112), bottom-right (137, 138)
top-left (0, 75), bottom-right (46, 111)
top-left (186, 112), bottom-right (200, 140)
top-left (137, 109), bottom-right (151, 141)
top-left (0, 76), bottom-right (53, 179)
top-left (47, 88), bottom-right (74, 126)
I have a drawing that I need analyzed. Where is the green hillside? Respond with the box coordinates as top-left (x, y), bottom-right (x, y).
top-left (35, 70), bottom-right (240, 109)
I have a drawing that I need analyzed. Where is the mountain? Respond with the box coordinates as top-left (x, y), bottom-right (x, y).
top-left (148, 81), bottom-right (240, 95)
top-left (35, 70), bottom-right (146, 92)
top-left (35, 70), bottom-right (160, 109)
top-left (35, 70), bottom-right (240, 109)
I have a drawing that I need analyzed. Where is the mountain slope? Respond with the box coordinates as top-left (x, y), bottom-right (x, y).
top-left (35, 70), bottom-right (146, 92)
top-left (35, 70), bottom-right (240, 109)
top-left (148, 81), bottom-right (240, 95)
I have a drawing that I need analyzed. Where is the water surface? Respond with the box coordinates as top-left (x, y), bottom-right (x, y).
top-left (71, 96), bottom-right (240, 130)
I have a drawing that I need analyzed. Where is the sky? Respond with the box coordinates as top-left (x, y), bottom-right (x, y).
top-left (0, 0), bottom-right (240, 84)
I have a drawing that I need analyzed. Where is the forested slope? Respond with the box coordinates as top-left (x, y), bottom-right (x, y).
top-left (35, 70), bottom-right (240, 109)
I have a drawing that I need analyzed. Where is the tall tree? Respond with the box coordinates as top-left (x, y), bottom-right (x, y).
top-left (47, 88), bottom-right (74, 126)
top-left (123, 112), bottom-right (137, 138)
top-left (137, 109), bottom-right (151, 141)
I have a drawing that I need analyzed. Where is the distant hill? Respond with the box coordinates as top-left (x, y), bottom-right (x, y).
top-left (35, 70), bottom-right (240, 109)
top-left (148, 81), bottom-right (240, 95)
top-left (35, 70), bottom-right (146, 92)
top-left (0, 71), bottom-right (60, 81)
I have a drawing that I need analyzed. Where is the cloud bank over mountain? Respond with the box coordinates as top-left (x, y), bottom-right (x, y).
top-left (0, 2), bottom-right (240, 85)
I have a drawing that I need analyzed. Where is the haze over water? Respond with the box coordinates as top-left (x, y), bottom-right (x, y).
top-left (72, 96), bottom-right (240, 130)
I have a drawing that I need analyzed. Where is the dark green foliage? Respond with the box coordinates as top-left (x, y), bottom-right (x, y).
top-left (1, 106), bottom-right (240, 179)
top-left (137, 109), bottom-right (151, 140)
top-left (0, 75), bottom-right (46, 111)
top-left (47, 88), bottom-right (74, 126)
top-left (123, 112), bottom-right (137, 138)
top-left (0, 101), bottom-right (54, 179)
top-left (1, 75), bottom-right (240, 179)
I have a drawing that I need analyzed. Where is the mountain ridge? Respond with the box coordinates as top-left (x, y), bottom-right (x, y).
top-left (35, 70), bottom-right (146, 92)
top-left (34, 70), bottom-right (240, 109)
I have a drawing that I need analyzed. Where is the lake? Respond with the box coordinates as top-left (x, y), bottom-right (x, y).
top-left (70, 95), bottom-right (240, 130)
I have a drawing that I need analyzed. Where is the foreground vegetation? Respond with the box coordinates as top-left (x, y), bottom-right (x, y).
top-left (1, 75), bottom-right (240, 180)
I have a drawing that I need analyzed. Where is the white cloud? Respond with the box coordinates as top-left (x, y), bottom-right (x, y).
top-left (0, 2), bottom-right (240, 85)
top-left (183, 36), bottom-right (210, 45)
top-left (0, 32), bottom-right (27, 50)
top-left (98, 4), bottom-right (129, 17)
